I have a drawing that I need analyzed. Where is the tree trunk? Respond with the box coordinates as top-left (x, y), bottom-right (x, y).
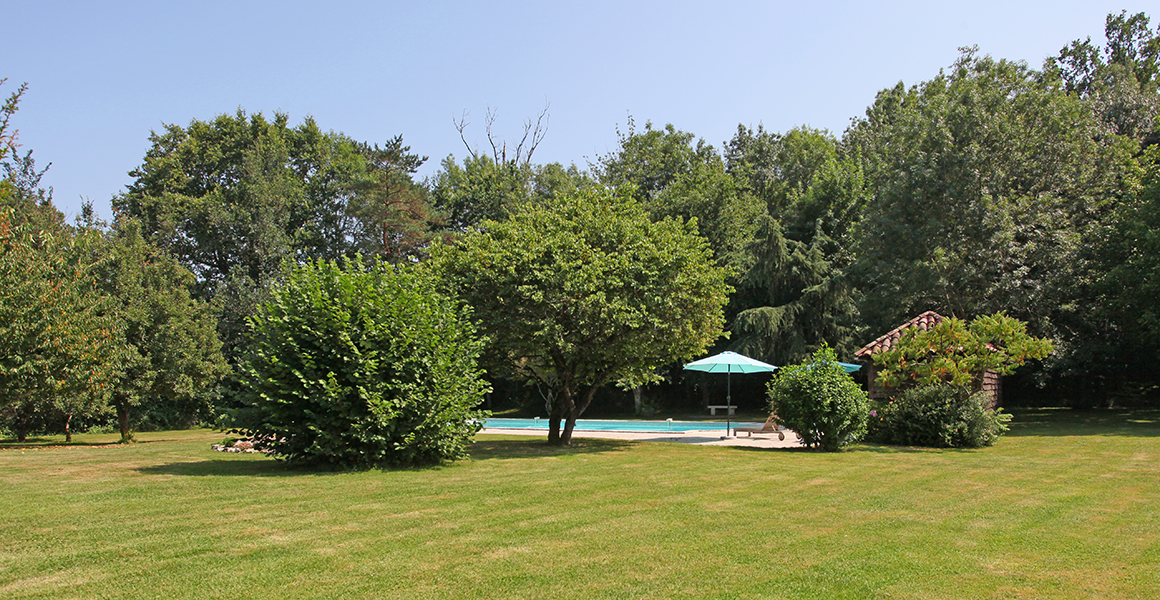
top-left (552, 385), bottom-right (578, 446)
top-left (576, 386), bottom-right (599, 417)
top-left (560, 386), bottom-right (600, 446)
top-left (116, 401), bottom-right (132, 443)
top-left (561, 409), bottom-right (576, 445)
top-left (547, 393), bottom-right (566, 445)
top-left (12, 396), bottom-right (29, 442)
top-left (633, 386), bottom-right (643, 415)
top-left (64, 413), bottom-right (73, 443)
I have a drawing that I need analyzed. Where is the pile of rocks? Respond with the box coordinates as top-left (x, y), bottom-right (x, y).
top-left (211, 439), bottom-right (265, 454)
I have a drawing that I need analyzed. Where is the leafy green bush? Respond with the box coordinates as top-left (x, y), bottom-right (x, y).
top-left (873, 313), bottom-right (1052, 390)
top-left (231, 258), bottom-right (490, 468)
top-left (868, 384), bottom-right (1012, 448)
top-left (767, 346), bottom-right (870, 451)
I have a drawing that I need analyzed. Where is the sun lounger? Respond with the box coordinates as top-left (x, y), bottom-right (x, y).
top-left (733, 414), bottom-right (786, 440)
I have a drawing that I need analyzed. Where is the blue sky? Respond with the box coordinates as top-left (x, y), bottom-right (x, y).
top-left (6, 1), bottom-right (1155, 219)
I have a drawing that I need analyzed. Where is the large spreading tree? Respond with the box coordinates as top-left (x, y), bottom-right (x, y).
top-left (93, 221), bottom-right (229, 441)
top-left (430, 188), bottom-right (732, 445)
top-left (113, 110), bottom-right (434, 359)
top-left (846, 49), bottom-right (1135, 345)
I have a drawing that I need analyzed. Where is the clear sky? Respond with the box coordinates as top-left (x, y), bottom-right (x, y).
top-left (5, 1), bottom-right (1155, 220)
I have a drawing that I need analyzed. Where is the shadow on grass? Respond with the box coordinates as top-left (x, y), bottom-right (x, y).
top-left (1006, 408), bottom-right (1160, 437)
top-left (0, 439), bottom-right (145, 449)
top-left (137, 438), bottom-right (636, 476)
top-left (727, 443), bottom-right (952, 455)
top-left (137, 458), bottom-right (322, 478)
top-left (849, 443), bottom-right (955, 453)
top-left (468, 437), bottom-right (637, 461)
top-left (0, 436), bottom-right (111, 445)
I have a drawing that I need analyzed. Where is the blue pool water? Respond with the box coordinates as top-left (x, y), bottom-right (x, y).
top-left (484, 418), bottom-right (750, 433)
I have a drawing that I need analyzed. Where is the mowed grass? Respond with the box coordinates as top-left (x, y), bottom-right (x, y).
top-left (1, 410), bottom-right (1159, 599)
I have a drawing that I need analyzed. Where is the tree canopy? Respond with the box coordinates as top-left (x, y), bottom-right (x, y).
top-left (430, 187), bottom-right (732, 444)
top-left (848, 49), bottom-right (1135, 349)
top-left (113, 110), bottom-right (433, 359)
top-left (0, 209), bottom-right (118, 441)
top-left (93, 221), bottom-right (228, 441)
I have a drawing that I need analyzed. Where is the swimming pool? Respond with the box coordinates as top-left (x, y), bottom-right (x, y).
top-left (484, 418), bottom-right (753, 433)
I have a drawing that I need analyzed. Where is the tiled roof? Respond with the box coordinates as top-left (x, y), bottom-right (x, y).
top-left (853, 311), bottom-right (945, 359)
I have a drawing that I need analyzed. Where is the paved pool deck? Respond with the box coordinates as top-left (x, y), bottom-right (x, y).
top-left (480, 426), bottom-right (805, 449)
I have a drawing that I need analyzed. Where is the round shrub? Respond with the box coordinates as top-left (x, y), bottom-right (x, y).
top-left (232, 258), bottom-right (490, 468)
top-left (868, 384), bottom-right (1012, 448)
top-left (767, 346), bottom-right (870, 451)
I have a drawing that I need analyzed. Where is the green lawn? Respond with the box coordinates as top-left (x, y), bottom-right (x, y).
top-left (2, 410), bottom-right (1158, 599)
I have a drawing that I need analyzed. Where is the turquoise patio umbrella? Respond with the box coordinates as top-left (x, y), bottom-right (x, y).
top-left (683, 351), bottom-right (778, 437)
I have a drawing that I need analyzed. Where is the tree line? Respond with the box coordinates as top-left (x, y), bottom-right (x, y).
top-left (3, 11), bottom-right (1159, 441)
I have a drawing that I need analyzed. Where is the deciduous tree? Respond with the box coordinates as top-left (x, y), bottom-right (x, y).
top-left (847, 49), bottom-right (1133, 342)
top-left (1046, 10), bottom-right (1160, 145)
top-left (595, 119), bottom-right (764, 274)
top-left (92, 220), bottom-right (229, 441)
top-left (114, 110), bottom-right (430, 359)
top-left (0, 209), bottom-right (117, 441)
top-left (430, 188), bottom-right (731, 445)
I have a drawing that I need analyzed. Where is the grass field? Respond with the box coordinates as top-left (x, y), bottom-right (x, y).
top-left (2, 409), bottom-right (1158, 599)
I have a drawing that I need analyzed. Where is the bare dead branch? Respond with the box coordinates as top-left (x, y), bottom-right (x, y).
top-left (457, 102), bottom-right (550, 165)
top-left (453, 110), bottom-right (478, 159)
top-left (484, 106), bottom-right (506, 163)
top-left (514, 101), bottom-right (550, 165)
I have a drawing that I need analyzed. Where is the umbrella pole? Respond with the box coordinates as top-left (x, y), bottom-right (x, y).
top-left (726, 370), bottom-right (732, 437)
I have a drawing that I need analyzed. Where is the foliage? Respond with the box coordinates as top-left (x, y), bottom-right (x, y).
top-left (429, 155), bottom-right (530, 230)
top-left (1046, 10), bottom-right (1160, 144)
top-left (594, 118), bottom-right (716, 203)
top-left (93, 219), bottom-right (229, 441)
top-left (1102, 141), bottom-right (1160, 349)
top-left (729, 217), bottom-right (861, 366)
top-left (0, 209), bottom-right (118, 441)
top-left (429, 154), bottom-right (595, 231)
top-left (2, 149), bottom-right (63, 234)
top-left (594, 118), bottom-right (764, 274)
top-left (0, 81), bottom-right (63, 235)
top-left (430, 187), bottom-right (731, 444)
top-left (113, 110), bottom-right (431, 360)
top-left (341, 139), bottom-right (441, 263)
top-left (725, 126), bottom-right (867, 365)
top-left (868, 383), bottom-right (1012, 448)
top-left (873, 313), bottom-right (1053, 392)
top-left (233, 257), bottom-right (489, 467)
top-left (766, 346), bottom-right (869, 451)
top-left (847, 49), bottom-right (1134, 342)
top-left (0, 78), bottom-right (27, 162)
top-left (726, 125), bottom-right (867, 241)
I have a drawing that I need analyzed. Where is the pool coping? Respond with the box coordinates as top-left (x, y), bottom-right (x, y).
top-left (480, 426), bottom-right (805, 449)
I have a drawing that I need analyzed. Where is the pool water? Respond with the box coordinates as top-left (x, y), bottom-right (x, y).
top-left (484, 418), bottom-right (753, 433)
